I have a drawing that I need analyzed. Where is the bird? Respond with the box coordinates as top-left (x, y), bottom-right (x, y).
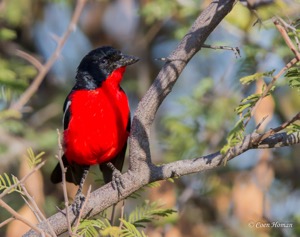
top-left (50, 46), bottom-right (139, 209)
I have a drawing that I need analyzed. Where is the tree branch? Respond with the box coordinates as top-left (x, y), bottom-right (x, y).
top-left (24, 131), bottom-right (299, 236)
top-left (129, 0), bottom-right (236, 170)
top-left (152, 132), bottom-right (300, 180)
top-left (242, 17), bottom-right (300, 128)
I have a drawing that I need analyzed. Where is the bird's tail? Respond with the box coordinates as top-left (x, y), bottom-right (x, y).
top-left (50, 155), bottom-right (88, 185)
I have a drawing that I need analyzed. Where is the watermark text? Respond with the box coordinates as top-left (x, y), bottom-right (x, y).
top-left (248, 221), bottom-right (293, 229)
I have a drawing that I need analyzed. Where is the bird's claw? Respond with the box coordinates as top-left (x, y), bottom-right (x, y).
top-left (72, 193), bottom-right (85, 216)
top-left (111, 169), bottom-right (125, 196)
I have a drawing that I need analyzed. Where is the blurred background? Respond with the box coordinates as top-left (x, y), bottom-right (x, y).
top-left (0, 0), bottom-right (300, 236)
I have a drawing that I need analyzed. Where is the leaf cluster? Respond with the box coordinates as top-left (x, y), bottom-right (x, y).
top-left (0, 0), bottom-right (37, 109)
top-left (25, 147), bottom-right (45, 169)
top-left (285, 66), bottom-right (300, 91)
top-left (0, 147), bottom-right (44, 196)
top-left (76, 200), bottom-right (176, 237)
top-left (161, 78), bottom-right (238, 162)
top-left (0, 58), bottom-right (37, 106)
top-left (221, 70), bottom-right (276, 154)
top-left (286, 123), bottom-right (300, 135)
top-left (126, 200), bottom-right (176, 228)
top-left (140, 0), bottom-right (199, 25)
top-left (0, 173), bottom-right (23, 195)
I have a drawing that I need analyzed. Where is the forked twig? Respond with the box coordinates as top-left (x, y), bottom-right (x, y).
top-left (10, 0), bottom-right (87, 112)
top-left (56, 129), bottom-right (72, 235)
top-left (202, 44), bottom-right (241, 58)
top-left (243, 18), bottom-right (300, 128)
top-left (20, 184), bottom-right (56, 236)
top-left (0, 159), bottom-right (56, 235)
top-left (0, 217), bottom-right (14, 228)
top-left (0, 161), bottom-right (45, 199)
top-left (253, 112), bottom-right (300, 144)
top-left (0, 199), bottom-right (49, 237)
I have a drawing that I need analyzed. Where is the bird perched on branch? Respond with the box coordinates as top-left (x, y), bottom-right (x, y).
top-left (50, 46), bottom-right (139, 210)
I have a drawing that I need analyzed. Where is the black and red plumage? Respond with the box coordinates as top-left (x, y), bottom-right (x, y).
top-left (51, 46), bottom-right (138, 189)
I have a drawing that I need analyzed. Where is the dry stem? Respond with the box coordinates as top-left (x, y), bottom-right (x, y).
top-left (10, 0), bottom-right (87, 112)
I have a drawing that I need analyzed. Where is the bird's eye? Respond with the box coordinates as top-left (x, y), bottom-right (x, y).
top-left (101, 59), bottom-right (108, 64)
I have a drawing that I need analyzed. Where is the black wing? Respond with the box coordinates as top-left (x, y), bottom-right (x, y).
top-left (62, 92), bottom-right (72, 130)
top-left (51, 91), bottom-right (89, 185)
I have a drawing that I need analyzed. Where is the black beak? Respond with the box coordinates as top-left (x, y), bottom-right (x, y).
top-left (118, 54), bottom-right (139, 67)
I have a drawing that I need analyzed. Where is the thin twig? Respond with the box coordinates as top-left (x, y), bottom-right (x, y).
top-left (243, 56), bottom-right (297, 128)
top-left (254, 115), bottom-right (269, 132)
top-left (0, 159), bottom-right (55, 235)
top-left (56, 129), bottom-right (72, 236)
top-left (243, 18), bottom-right (300, 128)
top-left (21, 185), bottom-right (44, 222)
top-left (21, 195), bottom-right (42, 223)
top-left (20, 184), bottom-right (56, 237)
top-left (119, 200), bottom-right (126, 229)
top-left (72, 185), bottom-right (92, 234)
top-left (202, 44), bottom-right (241, 58)
top-left (0, 217), bottom-right (14, 228)
top-left (0, 161), bottom-right (45, 199)
top-left (110, 204), bottom-right (116, 225)
top-left (156, 44), bottom-right (241, 62)
top-left (253, 112), bottom-right (300, 144)
top-left (273, 17), bottom-right (300, 60)
top-left (0, 199), bottom-right (49, 237)
top-left (277, 17), bottom-right (300, 51)
top-left (15, 50), bottom-right (43, 72)
top-left (10, 0), bottom-right (87, 112)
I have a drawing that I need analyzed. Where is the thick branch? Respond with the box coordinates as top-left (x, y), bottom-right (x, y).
top-left (24, 130), bottom-right (299, 236)
top-left (129, 0), bottom-right (236, 170)
top-left (152, 132), bottom-right (300, 180)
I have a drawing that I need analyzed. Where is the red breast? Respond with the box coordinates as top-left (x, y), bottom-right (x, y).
top-left (64, 67), bottom-right (130, 166)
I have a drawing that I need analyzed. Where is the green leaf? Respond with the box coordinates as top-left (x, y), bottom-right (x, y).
top-left (235, 102), bottom-right (252, 115)
top-left (146, 181), bottom-right (161, 188)
top-left (128, 181), bottom-right (161, 199)
top-left (0, 173), bottom-right (23, 195)
top-left (285, 66), bottom-right (300, 91)
top-left (100, 226), bottom-right (122, 237)
top-left (120, 219), bottom-right (147, 237)
top-left (240, 70), bottom-right (275, 85)
top-left (289, 77), bottom-right (300, 90)
top-left (221, 118), bottom-right (245, 155)
top-left (240, 93), bottom-right (260, 103)
top-left (126, 200), bottom-right (176, 228)
top-left (234, 93), bottom-right (260, 115)
top-left (240, 72), bottom-right (264, 85)
top-left (25, 148), bottom-right (45, 169)
top-left (0, 28), bottom-right (17, 41)
top-left (77, 219), bottom-right (112, 237)
top-left (286, 123), bottom-right (300, 134)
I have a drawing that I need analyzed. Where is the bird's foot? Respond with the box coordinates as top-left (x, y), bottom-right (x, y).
top-left (107, 162), bottom-right (125, 197)
top-left (112, 168), bottom-right (125, 191)
top-left (72, 192), bottom-right (85, 216)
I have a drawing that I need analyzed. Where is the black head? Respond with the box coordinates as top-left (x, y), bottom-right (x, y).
top-left (75, 46), bottom-right (139, 90)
